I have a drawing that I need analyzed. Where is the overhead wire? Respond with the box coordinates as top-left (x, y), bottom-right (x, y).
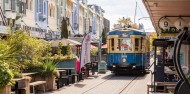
top-left (135, 0), bottom-right (153, 31)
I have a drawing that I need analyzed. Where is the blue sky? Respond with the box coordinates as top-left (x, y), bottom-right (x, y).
top-left (88, 0), bottom-right (155, 32)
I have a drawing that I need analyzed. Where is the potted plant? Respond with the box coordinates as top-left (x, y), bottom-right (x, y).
top-left (0, 62), bottom-right (14, 94)
top-left (27, 60), bottom-right (59, 90)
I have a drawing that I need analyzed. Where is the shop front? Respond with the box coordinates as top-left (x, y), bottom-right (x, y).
top-left (143, 0), bottom-right (190, 94)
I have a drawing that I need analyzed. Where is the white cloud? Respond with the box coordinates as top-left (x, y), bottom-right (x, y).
top-left (88, 0), bottom-right (155, 32)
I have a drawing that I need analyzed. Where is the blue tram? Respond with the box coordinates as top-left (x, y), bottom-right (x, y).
top-left (106, 29), bottom-right (150, 75)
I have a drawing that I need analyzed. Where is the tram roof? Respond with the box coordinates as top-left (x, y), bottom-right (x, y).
top-left (108, 29), bottom-right (146, 36)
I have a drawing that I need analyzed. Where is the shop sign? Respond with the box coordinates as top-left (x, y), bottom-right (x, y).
top-left (159, 17), bottom-right (187, 33)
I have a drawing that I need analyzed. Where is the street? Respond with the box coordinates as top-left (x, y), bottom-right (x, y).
top-left (46, 59), bottom-right (153, 94)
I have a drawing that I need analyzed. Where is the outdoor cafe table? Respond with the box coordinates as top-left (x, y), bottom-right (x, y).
top-left (12, 78), bottom-right (25, 94)
top-left (56, 68), bottom-right (75, 75)
top-left (56, 70), bottom-right (66, 88)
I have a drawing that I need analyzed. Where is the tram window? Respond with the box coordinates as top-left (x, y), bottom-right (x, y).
top-left (111, 38), bottom-right (114, 51)
top-left (140, 37), bottom-right (143, 50)
top-left (135, 38), bottom-right (139, 51)
top-left (120, 39), bottom-right (132, 51)
top-left (118, 39), bottom-right (121, 50)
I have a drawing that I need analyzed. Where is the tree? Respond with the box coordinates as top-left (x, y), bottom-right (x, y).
top-left (102, 28), bottom-right (106, 44)
top-left (0, 29), bottom-right (51, 77)
top-left (58, 42), bottom-right (62, 55)
top-left (66, 43), bottom-right (71, 55)
top-left (61, 17), bottom-right (68, 39)
top-left (149, 32), bottom-right (158, 51)
top-left (117, 17), bottom-right (139, 29)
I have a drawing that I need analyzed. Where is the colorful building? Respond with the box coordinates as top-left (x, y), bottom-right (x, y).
top-left (0, 0), bottom-right (107, 41)
top-left (88, 4), bottom-right (105, 40)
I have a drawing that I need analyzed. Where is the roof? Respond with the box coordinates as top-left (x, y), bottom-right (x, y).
top-left (142, 0), bottom-right (190, 35)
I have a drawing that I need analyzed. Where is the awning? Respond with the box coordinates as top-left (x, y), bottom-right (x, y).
top-left (102, 44), bottom-right (107, 48)
top-left (142, 0), bottom-right (190, 35)
top-left (50, 38), bottom-right (81, 47)
top-left (91, 45), bottom-right (97, 49)
top-left (67, 39), bottom-right (81, 45)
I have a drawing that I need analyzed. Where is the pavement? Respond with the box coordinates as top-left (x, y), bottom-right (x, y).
top-left (44, 58), bottom-right (154, 94)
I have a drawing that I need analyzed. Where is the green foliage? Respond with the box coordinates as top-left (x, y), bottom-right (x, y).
top-left (102, 28), bottom-right (106, 44)
top-left (24, 62), bottom-right (45, 73)
top-left (58, 42), bottom-right (63, 55)
top-left (5, 29), bottom-right (51, 70)
top-left (90, 49), bottom-right (98, 56)
top-left (0, 62), bottom-right (14, 89)
top-left (61, 17), bottom-right (69, 39)
top-left (24, 60), bottom-right (59, 77)
top-left (0, 29), bottom-right (52, 80)
top-left (40, 60), bottom-right (59, 77)
top-left (13, 71), bottom-right (23, 78)
top-left (44, 43), bottom-right (52, 57)
top-left (149, 32), bottom-right (157, 51)
top-left (117, 17), bottom-right (139, 29)
top-left (66, 43), bottom-right (72, 56)
top-left (42, 54), bottom-right (75, 62)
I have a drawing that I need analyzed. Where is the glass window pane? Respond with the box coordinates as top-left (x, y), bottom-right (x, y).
top-left (120, 38), bottom-right (132, 51)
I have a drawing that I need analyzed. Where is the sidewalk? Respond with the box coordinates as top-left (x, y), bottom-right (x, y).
top-left (45, 72), bottom-right (113, 94)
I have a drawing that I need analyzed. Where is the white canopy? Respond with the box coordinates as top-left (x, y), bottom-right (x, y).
top-left (50, 38), bottom-right (81, 47)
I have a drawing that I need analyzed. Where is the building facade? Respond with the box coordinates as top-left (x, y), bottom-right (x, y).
top-left (103, 17), bottom-right (110, 34)
top-left (0, 0), bottom-right (107, 41)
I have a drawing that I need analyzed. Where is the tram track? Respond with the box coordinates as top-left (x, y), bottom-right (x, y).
top-left (82, 74), bottom-right (140, 94)
top-left (81, 74), bottom-right (115, 94)
top-left (118, 75), bottom-right (139, 94)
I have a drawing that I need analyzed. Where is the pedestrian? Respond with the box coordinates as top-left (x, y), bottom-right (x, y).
top-left (75, 56), bottom-right (83, 80)
top-left (76, 56), bottom-right (80, 73)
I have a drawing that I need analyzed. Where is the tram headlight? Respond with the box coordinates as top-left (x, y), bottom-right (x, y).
top-left (122, 58), bottom-right (126, 63)
top-left (113, 65), bottom-right (116, 68)
top-left (132, 65), bottom-right (136, 69)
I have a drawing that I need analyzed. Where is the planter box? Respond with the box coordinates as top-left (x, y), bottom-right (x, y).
top-left (34, 75), bottom-right (56, 91)
top-left (57, 59), bottom-right (77, 74)
top-left (0, 85), bottom-right (11, 94)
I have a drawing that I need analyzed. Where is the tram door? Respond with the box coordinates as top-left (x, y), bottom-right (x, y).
top-left (134, 37), bottom-right (142, 67)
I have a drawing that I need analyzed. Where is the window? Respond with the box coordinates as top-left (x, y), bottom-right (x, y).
top-left (11, 0), bottom-right (16, 11)
top-left (30, 0), bottom-right (33, 10)
top-left (111, 38), bottom-right (114, 51)
top-left (43, 2), bottom-right (46, 14)
top-left (118, 39), bottom-right (121, 50)
top-left (50, 8), bottom-right (52, 16)
top-left (61, 1), bottom-right (63, 6)
top-left (26, 0), bottom-right (28, 9)
top-left (120, 39), bottom-right (132, 51)
top-left (135, 38), bottom-right (139, 51)
top-left (52, 6), bottom-right (54, 17)
top-left (49, 4), bottom-right (55, 17)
